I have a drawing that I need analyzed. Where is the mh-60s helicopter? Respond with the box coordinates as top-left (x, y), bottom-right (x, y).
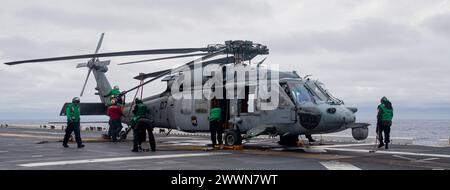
top-left (5, 34), bottom-right (370, 146)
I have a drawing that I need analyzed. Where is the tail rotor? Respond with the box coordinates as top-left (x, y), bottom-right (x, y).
top-left (77, 33), bottom-right (110, 97)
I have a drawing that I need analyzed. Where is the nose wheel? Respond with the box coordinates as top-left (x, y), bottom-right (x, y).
top-left (119, 127), bottom-right (132, 140)
top-left (224, 129), bottom-right (242, 146)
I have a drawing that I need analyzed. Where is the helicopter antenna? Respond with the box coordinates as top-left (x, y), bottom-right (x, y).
top-left (257, 57), bottom-right (267, 68)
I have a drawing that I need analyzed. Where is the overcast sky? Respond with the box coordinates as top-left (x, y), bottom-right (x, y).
top-left (1, 0), bottom-right (450, 121)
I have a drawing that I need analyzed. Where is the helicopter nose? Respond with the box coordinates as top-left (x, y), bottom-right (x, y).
top-left (341, 107), bottom-right (356, 124)
top-left (325, 106), bottom-right (355, 127)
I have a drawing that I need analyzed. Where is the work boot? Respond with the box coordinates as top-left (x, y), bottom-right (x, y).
top-left (378, 142), bottom-right (385, 148)
top-left (62, 144), bottom-right (69, 148)
top-left (131, 145), bottom-right (140, 152)
top-left (385, 143), bottom-right (389, 149)
top-left (77, 144), bottom-right (85, 148)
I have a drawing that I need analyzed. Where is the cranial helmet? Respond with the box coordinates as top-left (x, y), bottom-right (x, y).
top-left (72, 97), bottom-right (80, 103)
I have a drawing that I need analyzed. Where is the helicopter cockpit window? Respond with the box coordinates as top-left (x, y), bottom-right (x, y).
top-left (306, 82), bottom-right (328, 102)
top-left (314, 81), bottom-right (344, 104)
top-left (287, 82), bottom-right (314, 104)
top-left (305, 81), bottom-right (344, 105)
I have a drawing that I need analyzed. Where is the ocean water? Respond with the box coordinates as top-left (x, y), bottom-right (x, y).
top-left (334, 119), bottom-right (450, 146)
top-left (1, 119), bottom-right (449, 146)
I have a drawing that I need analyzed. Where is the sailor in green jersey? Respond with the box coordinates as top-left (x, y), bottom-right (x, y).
top-left (105, 85), bottom-right (121, 98)
top-left (377, 96), bottom-right (394, 149)
top-left (104, 85), bottom-right (122, 106)
top-left (209, 99), bottom-right (223, 148)
top-left (62, 97), bottom-right (85, 148)
top-left (131, 98), bottom-right (156, 152)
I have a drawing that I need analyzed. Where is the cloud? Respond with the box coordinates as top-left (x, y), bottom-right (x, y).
top-left (421, 12), bottom-right (450, 37)
top-left (1, 0), bottom-right (450, 119)
top-left (269, 18), bottom-right (421, 54)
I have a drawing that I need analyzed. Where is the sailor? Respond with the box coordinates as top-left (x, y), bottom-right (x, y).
top-left (209, 99), bottom-right (223, 148)
top-left (131, 98), bottom-right (156, 152)
top-left (107, 99), bottom-right (124, 142)
top-left (377, 96), bottom-right (394, 149)
top-left (104, 85), bottom-right (122, 105)
top-left (62, 97), bottom-right (85, 148)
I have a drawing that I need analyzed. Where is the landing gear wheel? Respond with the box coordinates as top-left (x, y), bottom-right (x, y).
top-left (224, 129), bottom-right (242, 146)
top-left (278, 135), bottom-right (299, 146)
top-left (120, 127), bottom-right (132, 140)
top-left (119, 130), bottom-right (127, 140)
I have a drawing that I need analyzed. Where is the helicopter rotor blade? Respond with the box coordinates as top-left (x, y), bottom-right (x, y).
top-left (122, 49), bottom-right (225, 96)
top-left (133, 54), bottom-right (267, 81)
top-left (80, 68), bottom-right (92, 97)
top-left (4, 48), bottom-right (210, 65)
top-left (76, 62), bottom-right (88, 68)
top-left (76, 60), bottom-right (110, 69)
top-left (171, 49), bottom-right (225, 73)
top-left (179, 52), bottom-right (256, 72)
top-left (132, 56), bottom-right (233, 81)
top-left (133, 69), bottom-right (171, 80)
top-left (201, 56), bottom-right (236, 65)
top-left (117, 53), bottom-right (209, 66)
top-left (94, 33), bottom-right (105, 55)
top-left (132, 54), bottom-right (258, 81)
top-left (198, 53), bottom-right (256, 66)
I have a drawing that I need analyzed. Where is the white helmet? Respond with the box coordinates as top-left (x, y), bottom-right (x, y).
top-left (72, 97), bottom-right (80, 103)
top-left (114, 85), bottom-right (119, 90)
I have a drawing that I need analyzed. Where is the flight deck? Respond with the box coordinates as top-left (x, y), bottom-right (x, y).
top-left (0, 126), bottom-right (449, 170)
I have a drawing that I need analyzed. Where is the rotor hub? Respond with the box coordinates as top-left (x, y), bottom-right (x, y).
top-left (207, 40), bottom-right (269, 56)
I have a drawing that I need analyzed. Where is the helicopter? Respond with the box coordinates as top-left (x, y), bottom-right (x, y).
top-left (4, 34), bottom-right (370, 146)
